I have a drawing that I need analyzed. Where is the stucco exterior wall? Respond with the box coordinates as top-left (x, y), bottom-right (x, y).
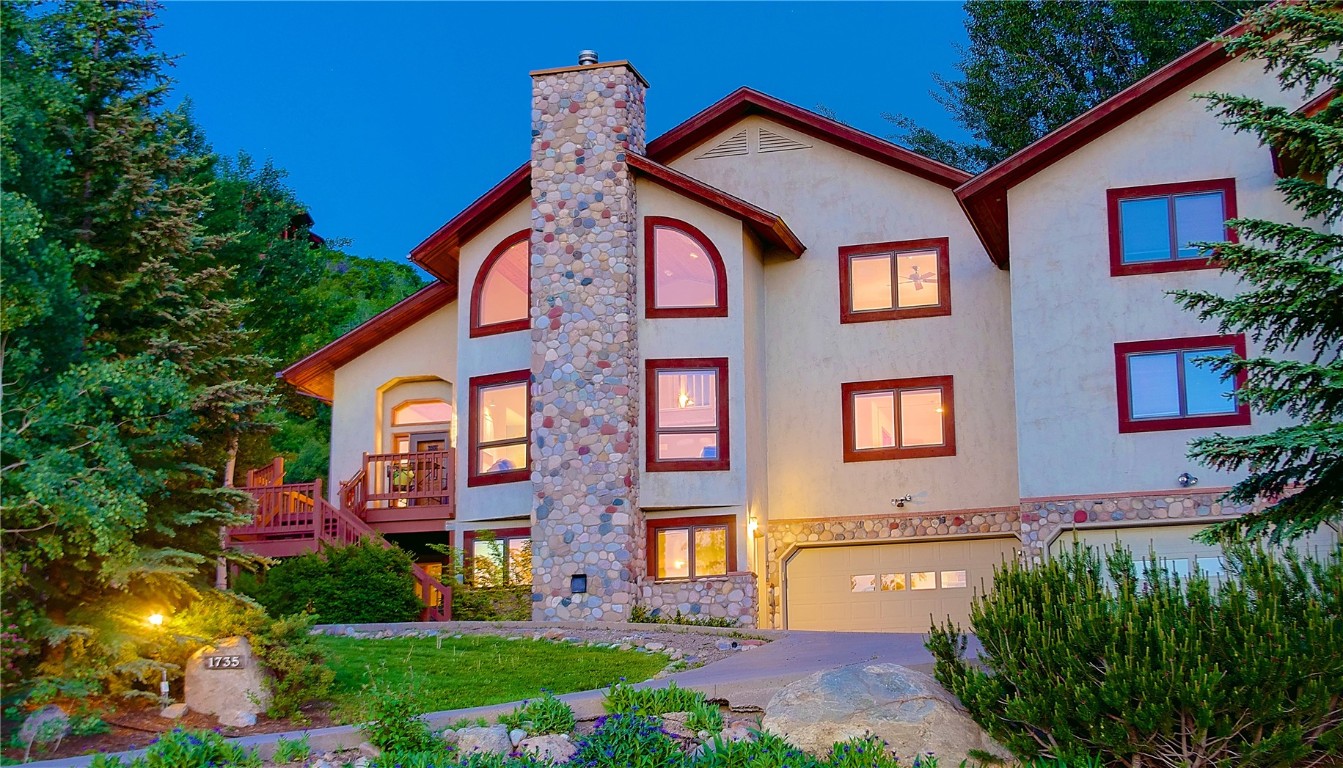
top-left (670, 116), bottom-right (1020, 522)
top-left (329, 303), bottom-right (458, 501)
top-left (636, 182), bottom-right (750, 508)
top-left (454, 201), bottom-right (533, 524)
top-left (1007, 56), bottom-right (1314, 499)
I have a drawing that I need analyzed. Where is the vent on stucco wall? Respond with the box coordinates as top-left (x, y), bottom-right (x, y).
top-left (698, 129), bottom-right (749, 159)
top-left (758, 127), bottom-right (811, 153)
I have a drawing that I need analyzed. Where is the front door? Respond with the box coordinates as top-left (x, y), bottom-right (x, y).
top-left (407, 432), bottom-right (448, 505)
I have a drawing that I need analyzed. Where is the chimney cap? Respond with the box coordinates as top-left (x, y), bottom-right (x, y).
top-left (577, 50), bottom-right (599, 65)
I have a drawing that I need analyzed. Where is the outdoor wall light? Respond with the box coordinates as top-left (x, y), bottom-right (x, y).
top-left (571, 574), bottom-right (587, 594)
top-left (1177, 472), bottom-right (1199, 488)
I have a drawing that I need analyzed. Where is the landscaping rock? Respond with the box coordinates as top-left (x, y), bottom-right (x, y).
top-left (645, 642), bottom-right (666, 651)
top-left (184, 636), bottom-right (270, 722)
top-left (456, 724), bottom-right (513, 755)
top-left (519, 734), bottom-right (577, 762)
top-left (352, 758), bottom-right (369, 768)
top-left (19, 705), bottom-right (69, 758)
top-left (762, 663), bottom-right (1008, 764)
top-left (509, 727), bottom-right (527, 747)
top-left (659, 711), bottom-right (697, 740)
top-left (160, 702), bottom-right (189, 719)
top-left (357, 741), bottom-right (381, 758)
top-left (440, 729), bottom-right (460, 746)
top-left (721, 723), bottom-right (753, 742)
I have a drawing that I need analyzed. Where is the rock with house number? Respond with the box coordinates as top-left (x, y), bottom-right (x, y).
top-left (184, 635), bottom-right (271, 726)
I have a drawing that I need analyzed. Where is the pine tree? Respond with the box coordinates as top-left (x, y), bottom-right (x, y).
top-left (1, 1), bottom-right (271, 688)
top-left (891, 1), bottom-right (1261, 172)
top-left (1173, 0), bottom-right (1342, 542)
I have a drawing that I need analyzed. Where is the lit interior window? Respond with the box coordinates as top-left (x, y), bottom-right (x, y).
top-left (477, 381), bottom-right (527, 474)
top-left (656, 369), bottom-right (719, 461)
top-left (479, 239), bottom-right (529, 326)
top-left (392, 400), bottom-right (453, 426)
top-left (653, 226), bottom-right (719, 309)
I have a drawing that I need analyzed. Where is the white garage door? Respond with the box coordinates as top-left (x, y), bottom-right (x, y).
top-left (785, 537), bottom-right (1019, 633)
top-left (1049, 523), bottom-right (1338, 581)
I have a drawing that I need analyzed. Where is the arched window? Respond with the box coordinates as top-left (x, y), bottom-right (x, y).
top-left (645, 217), bottom-right (727, 318)
top-left (391, 399), bottom-right (454, 426)
top-left (470, 230), bottom-right (530, 337)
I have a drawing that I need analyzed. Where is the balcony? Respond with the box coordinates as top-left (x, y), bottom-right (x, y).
top-left (341, 449), bottom-right (456, 533)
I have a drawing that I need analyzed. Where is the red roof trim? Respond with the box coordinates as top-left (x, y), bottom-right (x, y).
top-left (646, 87), bottom-right (971, 188)
top-left (410, 162), bottom-right (530, 282)
top-left (956, 17), bottom-right (1254, 269)
top-left (627, 153), bottom-right (805, 257)
top-left (279, 282), bottom-right (457, 402)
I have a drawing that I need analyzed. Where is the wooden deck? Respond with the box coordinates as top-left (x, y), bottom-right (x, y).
top-left (227, 455), bottom-right (454, 619)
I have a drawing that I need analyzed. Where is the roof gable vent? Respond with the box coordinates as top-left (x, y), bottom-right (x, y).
top-left (758, 127), bottom-right (811, 153)
top-left (698, 129), bottom-right (749, 159)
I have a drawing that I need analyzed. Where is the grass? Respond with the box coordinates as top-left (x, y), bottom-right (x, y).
top-left (317, 634), bottom-right (668, 722)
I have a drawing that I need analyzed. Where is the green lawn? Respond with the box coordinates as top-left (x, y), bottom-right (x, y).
top-left (317, 634), bottom-right (668, 721)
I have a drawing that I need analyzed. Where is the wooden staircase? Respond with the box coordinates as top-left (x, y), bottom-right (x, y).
top-left (227, 458), bottom-right (453, 620)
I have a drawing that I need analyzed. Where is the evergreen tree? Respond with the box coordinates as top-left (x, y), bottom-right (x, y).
top-left (892, 0), bottom-right (1260, 172)
top-left (1173, 0), bottom-right (1342, 542)
top-left (1, 1), bottom-right (270, 689)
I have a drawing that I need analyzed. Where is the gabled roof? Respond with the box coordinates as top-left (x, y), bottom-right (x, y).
top-left (280, 282), bottom-right (457, 402)
top-left (410, 162), bottom-right (530, 282)
top-left (956, 18), bottom-right (1254, 269)
top-left (648, 87), bottom-right (972, 189)
top-left (626, 153), bottom-right (805, 256)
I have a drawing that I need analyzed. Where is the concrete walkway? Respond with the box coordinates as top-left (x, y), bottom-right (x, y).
top-left (24, 629), bottom-right (952, 767)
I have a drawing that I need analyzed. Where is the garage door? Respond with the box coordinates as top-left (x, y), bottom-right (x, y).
top-left (1050, 523), bottom-right (1338, 581)
top-left (785, 537), bottom-right (1019, 633)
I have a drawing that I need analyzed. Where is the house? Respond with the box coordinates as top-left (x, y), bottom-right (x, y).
top-left (236, 30), bottom-right (1335, 631)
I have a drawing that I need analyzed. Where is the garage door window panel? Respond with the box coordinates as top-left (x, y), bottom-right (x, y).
top-left (1115, 335), bottom-right (1249, 433)
top-left (843, 376), bottom-right (955, 461)
top-left (649, 516), bottom-right (735, 580)
top-left (910, 571), bottom-right (937, 591)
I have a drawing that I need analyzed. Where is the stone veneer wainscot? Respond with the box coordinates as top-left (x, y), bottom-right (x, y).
top-left (529, 61), bottom-right (650, 621)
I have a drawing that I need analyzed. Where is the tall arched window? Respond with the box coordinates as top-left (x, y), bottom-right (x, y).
top-left (470, 230), bottom-right (530, 337)
top-left (644, 217), bottom-right (727, 318)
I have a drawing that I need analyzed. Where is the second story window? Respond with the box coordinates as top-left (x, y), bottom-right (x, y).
top-left (1115, 335), bottom-right (1249, 433)
top-left (842, 375), bottom-right (956, 462)
top-left (646, 358), bottom-right (729, 471)
top-left (839, 238), bottom-right (951, 324)
top-left (645, 217), bottom-right (727, 318)
top-left (1108, 179), bottom-right (1237, 276)
top-left (467, 370), bottom-right (529, 486)
top-left (471, 230), bottom-right (530, 337)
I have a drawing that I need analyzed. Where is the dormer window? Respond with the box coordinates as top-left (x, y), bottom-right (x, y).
top-left (645, 217), bottom-right (727, 318)
top-left (471, 230), bottom-right (530, 337)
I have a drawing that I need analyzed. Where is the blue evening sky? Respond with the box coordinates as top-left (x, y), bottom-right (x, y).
top-left (155, 2), bottom-right (970, 266)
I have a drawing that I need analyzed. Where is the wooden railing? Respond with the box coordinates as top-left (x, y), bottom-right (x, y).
top-left (245, 456), bottom-right (285, 488)
top-left (338, 449), bottom-right (455, 522)
top-left (232, 480), bottom-right (321, 536)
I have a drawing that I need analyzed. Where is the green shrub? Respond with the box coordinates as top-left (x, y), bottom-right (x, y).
top-left (824, 735), bottom-right (903, 768)
top-left (236, 539), bottom-right (423, 624)
top-left (272, 733), bottom-right (311, 763)
top-left (167, 591), bottom-right (333, 720)
top-left (928, 543), bottom-right (1343, 767)
top-left (685, 700), bottom-right (724, 736)
top-left (498, 689), bottom-right (576, 735)
top-left (575, 712), bottom-right (686, 768)
top-left (88, 728), bottom-right (260, 768)
top-left (604, 679), bottom-right (705, 716)
top-left (359, 662), bottom-right (438, 754)
top-left (451, 584), bottom-right (531, 621)
top-left (694, 729), bottom-right (821, 768)
top-left (629, 605), bottom-right (739, 628)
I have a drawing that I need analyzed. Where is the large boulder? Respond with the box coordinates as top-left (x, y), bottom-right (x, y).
top-left (455, 724), bottom-right (513, 756)
top-left (184, 636), bottom-right (271, 727)
top-left (762, 663), bottom-right (1008, 765)
top-left (519, 734), bottom-right (577, 762)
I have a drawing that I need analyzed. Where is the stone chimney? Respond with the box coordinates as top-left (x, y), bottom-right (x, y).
top-left (529, 55), bottom-right (649, 621)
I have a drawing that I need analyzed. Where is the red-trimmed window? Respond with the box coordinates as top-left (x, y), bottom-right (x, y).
top-left (464, 527), bottom-right (531, 587)
top-left (467, 370), bottom-right (529, 486)
top-left (471, 230), bottom-right (530, 337)
top-left (645, 358), bottom-right (729, 471)
top-left (842, 376), bottom-right (955, 462)
top-left (645, 217), bottom-right (727, 318)
top-left (1115, 335), bottom-right (1249, 434)
top-left (839, 238), bottom-right (950, 324)
top-left (647, 515), bottom-right (736, 580)
top-left (1108, 179), bottom-right (1237, 276)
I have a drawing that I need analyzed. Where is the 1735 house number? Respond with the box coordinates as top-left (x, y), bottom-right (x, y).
top-left (205, 655), bottom-right (243, 669)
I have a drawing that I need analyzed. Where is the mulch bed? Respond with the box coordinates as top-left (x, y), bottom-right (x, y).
top-left (1, 697), bottom-right (337, 762)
